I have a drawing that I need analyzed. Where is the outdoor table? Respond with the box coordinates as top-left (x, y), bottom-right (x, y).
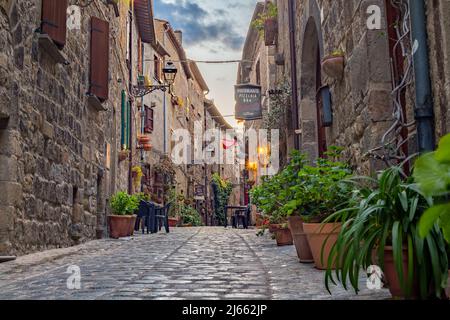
top-left (224, 206), bottom-right (250, 229)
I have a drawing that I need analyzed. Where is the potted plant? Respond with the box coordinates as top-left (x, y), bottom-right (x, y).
top-left (179, 205), bottom-right (202, 227)
top-left (109, 192), bottom-right (139, 239)
top-left (251, 2), bottom-right (278, 46)
top-left (414, 133), bottom-right (450, 298)
top-left (142, 143), bottom-right (152, 151)
top-left (277, 151), bottom-right (313, 262)
top-left (137, 135), bottom-right (150, 145)
top-left (321, 49), bottom-right (345, 79)
top-left (118, 149), bottom-right (129, 162)
top-left (324, 166), bottom-right (448, 299)
top-left (283, 147), bottom-right (352, 270)
top-left (287, 215), bottom-right (313, 263)
top-left (274, 223), bottom-right (293, 246)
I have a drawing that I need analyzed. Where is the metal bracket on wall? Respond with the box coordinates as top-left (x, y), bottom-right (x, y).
top-left (131, 85), bottom-right (169, 99)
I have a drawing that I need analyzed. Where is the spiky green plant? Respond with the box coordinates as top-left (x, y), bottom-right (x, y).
top-left (324, 166), bottom-right (448, 299)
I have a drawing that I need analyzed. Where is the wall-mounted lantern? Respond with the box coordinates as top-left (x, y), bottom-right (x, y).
top-left (319, 85), bottom-right (333, 127)
top-left (132, 61), bottom-right (178, 98)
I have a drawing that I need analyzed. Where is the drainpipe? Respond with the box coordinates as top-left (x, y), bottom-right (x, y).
top-left (128, 9), bottom-right (133, 194)
top-left (288, 0), bottom-right (300, 150)
top-left (409, 0), bottom-right (435, 152)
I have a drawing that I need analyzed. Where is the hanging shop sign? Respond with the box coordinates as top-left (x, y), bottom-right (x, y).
top-left (235, 84), bottom-right (262, 120)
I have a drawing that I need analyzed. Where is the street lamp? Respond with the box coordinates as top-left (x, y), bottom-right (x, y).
top-left (163, 61), bottom-right (177, 85)
top-left (132, 61), bottom-right (178, 98)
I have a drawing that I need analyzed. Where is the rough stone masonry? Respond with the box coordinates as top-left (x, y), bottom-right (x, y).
top-left (0, 0), bottom-right (129, 256)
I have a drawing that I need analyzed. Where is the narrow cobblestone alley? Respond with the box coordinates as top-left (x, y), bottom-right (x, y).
top-left (0, 228), bottom-right (390, 300)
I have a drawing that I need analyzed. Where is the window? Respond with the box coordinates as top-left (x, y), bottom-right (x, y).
top-left (90, 17), bottom-right (110, 101)
top-left (154, 55), bottom-right (161, 81)
top-left (41, 0), bottom-right (68, 48)
top-left (144, 105), bottom-right (154, 133)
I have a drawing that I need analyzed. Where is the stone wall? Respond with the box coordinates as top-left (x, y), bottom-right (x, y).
top-left (0, 0), bottom-right (129, 255)
top-left (297, 0), bottom-right (393, 172)
top-left (426, 0), bottom-right (450, 139)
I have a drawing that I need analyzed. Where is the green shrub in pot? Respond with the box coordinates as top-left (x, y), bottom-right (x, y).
top-left (110, 192), bottom-right (139, 216)
top-left (250, 150), bottom-right (307, 232)
top-left (281, 147), bottom-right (352, 222)
top-left (324, 166), bottom-right (448, 299)
top-left (283, 147), bottom-right (352, 269)
top-left (414, 134), bottom-right (450, 243)
top-left (108, 192), bottom-right (139, 239)
top-left (179, 205), bottom-right (202, 226)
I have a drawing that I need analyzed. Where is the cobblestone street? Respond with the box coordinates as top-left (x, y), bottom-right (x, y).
top-left (0, 228), bottom-right (390, 300)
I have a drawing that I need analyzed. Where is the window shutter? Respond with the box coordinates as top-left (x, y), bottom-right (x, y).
top-left (121, 90), bottom-right (126, 149)
top-left (90, 17), bottom-right (109, 101)
top-left (41, 0), bottom-right (68, 48)
top-left (149, 108), bottom-right (154, 132)
top-left (144, 106), bottom-right (154, 133)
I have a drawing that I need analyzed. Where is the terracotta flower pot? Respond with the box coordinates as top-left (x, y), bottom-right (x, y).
top-left (138, 135), bottom-right (151, 144)
top-left (128, 215), bottom-right (136, 236)
top-left (108, 215), bottom-right (135, 239)
top-left (168, 217), bottom-right (178, 227)
top-left (143, 143), bottom-right (152, 151)
top-left (383, 247), bottom-right (420, 299)
top-left (181, 223), bottom-right (193, 228)
top-left (269, 224), bottom-right (282, 234)
top-left (288, 216), bottom-right (314, 263)
top-left (274, 227), bottom-right (293, 246)
top-left (321, 54), bottom-right (345, 79)
top-left (303, 222), bottom-right (341, 270)
top-left (255, 213), bottom-right (264, 227)
top-left (118, 150), bottom-right (129, 162)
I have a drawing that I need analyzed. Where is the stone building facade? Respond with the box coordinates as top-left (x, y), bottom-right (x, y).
top-left (0, 0), bottom-right (237, 256)
top-left (242, 0), bottom-right (449, 179)
top-left (426, 0), bottom-right (450, 139)
top-left (0, 0), bottom-right (131, 255)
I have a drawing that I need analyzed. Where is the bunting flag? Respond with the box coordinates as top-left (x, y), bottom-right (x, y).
top-left (222, 139), bottom-right (237, 150)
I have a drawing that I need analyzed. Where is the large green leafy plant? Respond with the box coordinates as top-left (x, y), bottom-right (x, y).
top-left (324, 166), bottom-right (448, 299)
top-left (250, 148), bottom-right (352, 224)
top-left (250, 150), bottom-right (307, 223)
top-left (110, 192), bottom-right (139, 216)
top-left (180, 205), bottom-right (202, 226)
top-left (251, 1), bottom-right (278, 35)
top-left (414, 134), bottom-right (450, 242)
top-left (282, 147), bottom-right (352, 222)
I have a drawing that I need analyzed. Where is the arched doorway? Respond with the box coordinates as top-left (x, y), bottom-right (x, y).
top-left (299, 14), bottom-right (326, 159)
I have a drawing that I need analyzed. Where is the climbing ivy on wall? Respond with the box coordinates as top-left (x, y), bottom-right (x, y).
top-left (263, 80), bottom-right (291, 136)
top-left (211, 173), bottom-right (233, 226)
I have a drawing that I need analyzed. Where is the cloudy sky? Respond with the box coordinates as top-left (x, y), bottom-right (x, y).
top-left (153, 0), bottom-right (259, 127)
